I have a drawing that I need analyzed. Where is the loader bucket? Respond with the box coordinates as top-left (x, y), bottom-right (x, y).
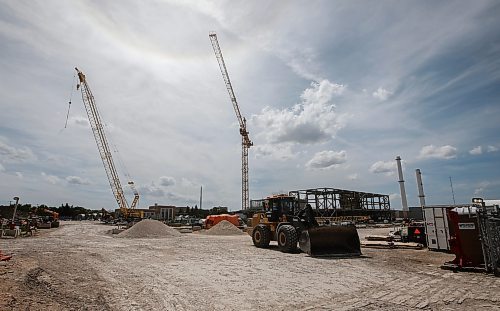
top-left (299, 225), bottom-right (361, 257)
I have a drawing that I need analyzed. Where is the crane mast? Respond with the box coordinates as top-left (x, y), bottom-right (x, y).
top-left (209, 32), bottom-right (253, 210)
top-left (75, 67), bottom-right (139, 216)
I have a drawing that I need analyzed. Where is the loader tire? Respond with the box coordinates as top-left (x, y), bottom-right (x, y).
top-left (252, 225), bottom-right (271, 248)
top-left (277, 225), bottom-right (298, 253)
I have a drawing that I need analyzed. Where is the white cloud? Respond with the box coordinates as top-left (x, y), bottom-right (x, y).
top-left (68, 115), bottom-right (89, 127)
top-left (254, 143), bottom-right (295, 160)
top-left (0, 1), bottom-right (498, 211)
top-left (282, 47), bottom-right (322, 81)
top-left (469, 146), bottom-right (482, 155)
top-left (66, 176), bottom-right (90, 185)
top-left (369, 161), bottom-right (396, 175)
top-left (305, 150), bottom-right (346, 170)
top-left (487, 145), bottom-right (499, 152)
top-left (0, 163), bottom-right (4, 172)
top-left (474, 181), bottom-right (490, 195)
top-left (138, 183), bottom-right (165, 197)
top-left (418, 145), bottom-right (457, 160)
top-left (252, 80), bottom-right (346, 145)
top-left (180, 177), bottom-right (198, 188)
top-left (372, 87), bottom-right (392, 101)
top-left (348, 173), bottom-right (358, 180)
top-left (41, 172), bottom-right (60, 185)
top-left (159, 176), bottom-right (176, 187)
top-left (15, 172), bottom-right (23, 179)
top-left (165, 192), bottom-right (198, 205)
top-left (0, 141), bottom-right (35, 162)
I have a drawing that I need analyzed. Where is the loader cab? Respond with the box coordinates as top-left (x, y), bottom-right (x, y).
top-left (265, 195), bottom-right (297, 222)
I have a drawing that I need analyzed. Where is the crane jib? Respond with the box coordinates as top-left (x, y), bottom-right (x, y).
top-left (74, 67), bottom-right (139, 217)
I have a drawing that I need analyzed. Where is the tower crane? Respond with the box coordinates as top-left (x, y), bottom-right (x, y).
top-left (75, 67), bottom-right (141, 219)
top-left (209, 32), bottom-right (253, 210)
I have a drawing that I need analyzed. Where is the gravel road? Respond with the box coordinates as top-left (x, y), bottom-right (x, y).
top-left (1, 221), bottom-right (499, 310)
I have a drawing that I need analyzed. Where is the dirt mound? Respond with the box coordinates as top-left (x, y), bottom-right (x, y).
top-left (204, 220), bottom-right (245, 236)
top-left (116, 219), bottom-right (181, 238)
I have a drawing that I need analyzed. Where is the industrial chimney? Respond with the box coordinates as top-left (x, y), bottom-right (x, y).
top-left (396, 156), bottom-right (409, 218)
top-left (415, 169), bottom-right (426, 207)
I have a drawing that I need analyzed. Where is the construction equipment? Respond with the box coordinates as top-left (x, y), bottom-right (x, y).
top-left (209, 32), bottom-right (253, 210)
top-left (249, 194), bottom-right (361, 257)
top-left (42, 209), bottom-right (60, 228)
top-left (100, 208), bottom-right (115, 224)
top-left (75, 68), bottom-right (142, 220)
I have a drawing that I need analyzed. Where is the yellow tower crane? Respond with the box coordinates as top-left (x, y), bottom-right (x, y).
top-left (75, 67), bottom-right (141, 219)
top-left (209, 32), bottom-right (253, 210)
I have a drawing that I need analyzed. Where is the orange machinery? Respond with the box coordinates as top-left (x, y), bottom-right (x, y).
top-left (205, 214), bottom-right (240, 229)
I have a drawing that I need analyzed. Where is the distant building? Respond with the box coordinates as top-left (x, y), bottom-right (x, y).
top-left (149, 204), bottom-right (176, 221)
top-left (143, 210), bottom-right (156, 219)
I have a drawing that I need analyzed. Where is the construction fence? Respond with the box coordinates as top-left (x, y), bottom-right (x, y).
top-left (478, 205), bottom-right (500, 276)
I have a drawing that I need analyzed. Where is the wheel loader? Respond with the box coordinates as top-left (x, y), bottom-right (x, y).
top-left (250, 194), bottom-right (361, 257)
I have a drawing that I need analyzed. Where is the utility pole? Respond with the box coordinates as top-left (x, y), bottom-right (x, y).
top-left (449, 176), bottom-right (456, 205)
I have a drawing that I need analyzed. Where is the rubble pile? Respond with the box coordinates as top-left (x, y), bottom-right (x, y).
top-left (203, 220), bottom-right (245, 236)
top-left (117, 219), bottom-right (181, 238)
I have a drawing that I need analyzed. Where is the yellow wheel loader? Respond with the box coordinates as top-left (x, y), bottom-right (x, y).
top-left (250, 195), bottom-right (361, 257)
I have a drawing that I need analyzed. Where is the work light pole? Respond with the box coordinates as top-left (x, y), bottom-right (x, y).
top-left (11, 196), bottom-right (19, 223)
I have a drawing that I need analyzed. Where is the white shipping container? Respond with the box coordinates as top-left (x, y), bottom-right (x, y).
top-left (423, 206), bottom-right (452, 251)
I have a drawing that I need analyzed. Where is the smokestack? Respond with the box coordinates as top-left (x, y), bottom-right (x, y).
top-left (200, 186), bottom-right (203, 210)
top-left (396, 156), bottom-right (409, 217)
top-left (415, 169), bottom-right (426, 207)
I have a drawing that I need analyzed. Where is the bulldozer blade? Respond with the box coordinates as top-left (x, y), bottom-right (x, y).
top-left (299, 225), bottom-right (362, 257)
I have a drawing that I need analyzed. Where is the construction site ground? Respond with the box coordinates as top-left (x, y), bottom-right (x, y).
top-left (1, 221), bottom-right (499, 311)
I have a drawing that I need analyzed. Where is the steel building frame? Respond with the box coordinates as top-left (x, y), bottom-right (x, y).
top-left (289, 187), bottom-right (391, 219)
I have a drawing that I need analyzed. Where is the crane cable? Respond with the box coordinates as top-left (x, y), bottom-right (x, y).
top-left (112, 142), bottom-right (139, 195)
top-left (113, 142), bottom-right (132, 181)
top-left (64, 72), bottom-right (77, 129)
top-left (106, 128), bottom-right (136, 190)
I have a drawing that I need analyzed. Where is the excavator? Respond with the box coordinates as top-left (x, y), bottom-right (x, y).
top-left (36, 208), bottom-right (60, 229)
top-left (250, 194), bottom-right (361, 257)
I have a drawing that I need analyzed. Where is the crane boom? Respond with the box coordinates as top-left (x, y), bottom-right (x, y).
top-left (209, 32), bottom-right (253, 210)
top-left (75, 68), bottom-right (139, 216)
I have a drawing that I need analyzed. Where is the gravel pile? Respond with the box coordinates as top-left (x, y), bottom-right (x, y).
top-left (204, 220), bottom-right (245, 236)
top-left (116, 219), bottom-right (181, 238)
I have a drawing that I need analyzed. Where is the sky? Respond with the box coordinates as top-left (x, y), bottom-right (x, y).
top-left (1, 1), bottom-right (499, 211)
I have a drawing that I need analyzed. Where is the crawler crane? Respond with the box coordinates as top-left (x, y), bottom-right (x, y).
top-left (209, 32), bottom-right (253, 210)
top-left (75, 68), bottom-right (142, 220)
